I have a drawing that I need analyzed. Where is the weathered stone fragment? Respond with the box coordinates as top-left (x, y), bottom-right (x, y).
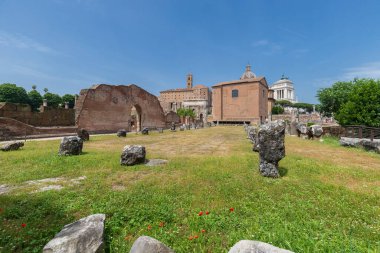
top-left (0, 141), bottom-right (24, 151)
top-left (296, 123), bottom-right (307, 137)
top-left (310, 124), bottom-right (323, 138)
top-left (340, 137), bottom-right (380, 153)
top-left (77, 128), bottom-right (90, 141)
top-left (186, 124), bottom-right (191, 130)
top-left (228, 240), bottom-right (294, 253)
top-left (130, 236), bottom-right (174, 253)
top-left (247, 126), bottom-right (259, 152)
top-left (157, 128), bottom-right (164, 133)
top-left (170, 122), bottom-right (176, 131)
top-left (142, 128), bottom-right (149, 135)
top-left (117, 129), bottom-right (127, 137)
top-left (58, 136), bottom-right (83, 156)
top-left (120, 145), bottom-right (146, 166)
top-left (179, 126), bottom-right (185, 131)
top-left (43, 214), bottom-right (105, 253)
top-left (258, 120), bottom-right (285, 178)
top-left (145, 159), bottom-right (168, 167)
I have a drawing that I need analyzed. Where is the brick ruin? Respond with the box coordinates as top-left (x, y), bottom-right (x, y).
top-left (0, 102), bottom-right (75, 127)
top-left (75, 84), bottom-right (167, 132)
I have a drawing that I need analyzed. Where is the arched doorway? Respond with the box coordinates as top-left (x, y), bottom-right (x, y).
top-left (130, 105), bottom-right (142, 132)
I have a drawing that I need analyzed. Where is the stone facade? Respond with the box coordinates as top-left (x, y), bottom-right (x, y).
top-left (158, 74), bottom-right (211, 123)
top-left (0, 102), bottom-right (75, 127)
top-left (270, 75), bottom-right (296, 103)
top-left (212, 65), bottom-right (270, 124)
top-left (75, 84), bottom-right (166, 132)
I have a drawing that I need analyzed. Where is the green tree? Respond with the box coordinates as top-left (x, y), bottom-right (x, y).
top-left (0, 83), bottom-right (30, 104)
top-left (275, 100), bottom-right (293, 107)
top-left (177, 108), bottom-right (196, 119)
top-left (43, 92), bottom-right (62, 108)
top-left (272, 105), bottom-right (284, 114)
top-left (317, 81), bottom-right (355, 117)
top-left (28, 89), bottom-right (43, 111)
top-left (335, 79), bottom-right (380, 127)
top-left (43, 88), bottom-right (48, 93)
top-left (293, 103), bottom-right (314, 113)
top-left (62, 94), bottom-right (75, 108)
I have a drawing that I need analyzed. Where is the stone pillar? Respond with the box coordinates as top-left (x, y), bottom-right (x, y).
top-left (43, 99), bottom-right (48, 107)
top-left (257, 120), bottom-right (285, 178)
top-left (64, 102), bottom-right (69, 109)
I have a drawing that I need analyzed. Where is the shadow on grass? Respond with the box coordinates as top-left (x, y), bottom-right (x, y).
top-left (279, 166), bottom-right (288, 177)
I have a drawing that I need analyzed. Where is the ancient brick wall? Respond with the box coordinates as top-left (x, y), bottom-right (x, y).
top-left (0, 102), bottom-right (75, 127)
top-left (0, 117), bottom-right (76, 140)
top-left (75, 84), bottom-right (166, 132)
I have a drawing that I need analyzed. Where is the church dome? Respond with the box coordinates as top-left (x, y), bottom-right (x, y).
top-left (240, 64), bottom-right (256, 80)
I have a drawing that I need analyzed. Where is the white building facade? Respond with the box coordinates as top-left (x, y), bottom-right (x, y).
top-left (270, 75), bottom-right (297, 103)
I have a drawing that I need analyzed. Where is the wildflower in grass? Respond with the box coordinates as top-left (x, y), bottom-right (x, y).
top-left (147, 225), bottom-right (152, 230)
top-left (198, 211), bottom-right (203, 216)
top-left (201, 229), bottom-right (206, 233)
top-left (188, 236), bottom-right (193, 240)
top-left (124, 235), bottom-right (132, 241)
top-left (159, 222), bottom-right (164, 227)
top-left (194, 235), bottom-right (199, 239)
top-left (21, 223), bottom-right (26, 228)
top-left (205, 211), bottom-right (210, 215)
top-left (229, 207), bottom-right (234, 212)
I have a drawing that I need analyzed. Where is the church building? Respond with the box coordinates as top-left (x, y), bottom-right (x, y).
top-left (212, 65), bottom-right (273, 124)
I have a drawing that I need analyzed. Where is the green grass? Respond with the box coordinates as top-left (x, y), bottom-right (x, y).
top-left (0, 127), bottom-right (379, 252)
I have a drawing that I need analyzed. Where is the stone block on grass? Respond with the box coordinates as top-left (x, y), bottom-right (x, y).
top-left (58, 136), bottom-right (83, 156)
top-left (130, 236), bottom-right (174, 253)
top-left (0, 141), bottom-right (24, 151)
top-left (43, 214), bottom-right (105, 253)
top-left (120, 145), bottom-right (146, 166)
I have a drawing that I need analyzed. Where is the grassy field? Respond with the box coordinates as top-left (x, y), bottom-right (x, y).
top-left (0, 126), bottom-right (379, 252)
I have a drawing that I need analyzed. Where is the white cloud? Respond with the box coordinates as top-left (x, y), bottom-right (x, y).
top-left (0, 31), bottom-right (56, 54)
top-left (342, 62), bottom-right (380, 79)
top-left (312, 61), bottom-right (380, 88)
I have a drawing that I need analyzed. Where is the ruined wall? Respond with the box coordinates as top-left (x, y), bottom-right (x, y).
top-left (75, 84), bottom-right (166, 132)
top-left (165, 111), bottom-right (180, 126)
top-left (0, 117), bottom-right (76, 140)
top-left (0, 102), bottom-right (75, 127)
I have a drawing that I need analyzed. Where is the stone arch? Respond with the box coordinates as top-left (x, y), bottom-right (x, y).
top-left (75, 84), bottom-right (166, 132)
top-left (130, 104), bottom-right (142, 132)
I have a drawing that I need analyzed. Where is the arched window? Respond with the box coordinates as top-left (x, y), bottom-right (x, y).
top-left (232, 89), bottom-right (239, 97)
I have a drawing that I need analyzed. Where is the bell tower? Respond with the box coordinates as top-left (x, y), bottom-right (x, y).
top-left (186, 73), bottom-right (193, 89)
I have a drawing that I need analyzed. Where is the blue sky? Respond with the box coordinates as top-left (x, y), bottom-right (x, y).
top-left (1, 0), bottom-right (380, 104)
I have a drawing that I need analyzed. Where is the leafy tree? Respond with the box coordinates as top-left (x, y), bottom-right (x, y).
top-left (335, 79), bottom-right (380, 127)
top-left (43, 88), bottom-right (48, 93)
top-left (177, 108), bottom-right (196, 119)
top-left (272, 105), bottom-right (284, 114)
top-left (28, 89), bottom-right (43, 111)
top-left (293, 103), bottom-right (314, 113)
top-left (317, 81), bottom-right (355, 117)
top-left (43, 92), bottom-right (62, 108)
top-left (0, 83), bottom-right (30, 104)
top-left (275, 100), bottom-right (293, 107)
top-left (62, 94), bottom-right (75, 108)
top-left (32, 85), bottom-right (37, 90)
